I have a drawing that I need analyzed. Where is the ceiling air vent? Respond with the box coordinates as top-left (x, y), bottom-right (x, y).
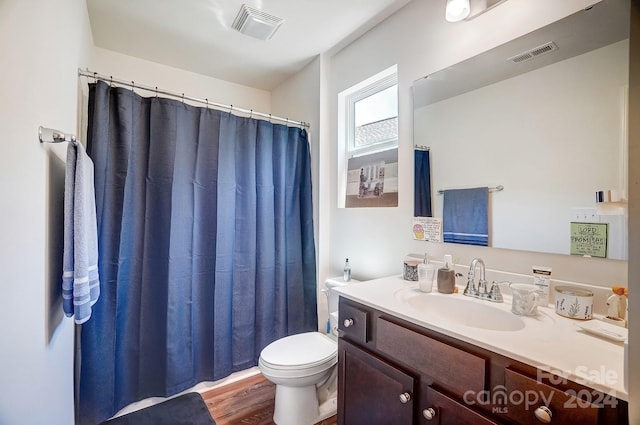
top-left (508, 41), bottom-right (558, 64)
top-left (232, 4), bottom-right (284, 41)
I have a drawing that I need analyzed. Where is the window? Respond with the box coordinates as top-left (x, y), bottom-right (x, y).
top-left (346, 68), bottom-right (398, 158)
top-left (338, 65), bottom-right (399, 208)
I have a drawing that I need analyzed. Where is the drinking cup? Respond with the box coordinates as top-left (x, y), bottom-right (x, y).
top-left (510, 283), bottom-right (539, 316)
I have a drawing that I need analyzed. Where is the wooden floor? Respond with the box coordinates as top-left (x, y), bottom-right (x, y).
top-left (202, 373), bottom-right (337, 425)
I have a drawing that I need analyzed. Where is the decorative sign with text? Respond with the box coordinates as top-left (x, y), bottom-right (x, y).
top-left (570, 222), bottom-right (608, 258)
top-left (412, 217), bottom-right (442, 242)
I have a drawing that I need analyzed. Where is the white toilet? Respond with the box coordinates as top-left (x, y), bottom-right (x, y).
top-left (258, 277), bottom-right (358, 425)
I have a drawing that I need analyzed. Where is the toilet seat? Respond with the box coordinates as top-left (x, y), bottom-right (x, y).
top-left (259, 332), bottom-right (337, 378)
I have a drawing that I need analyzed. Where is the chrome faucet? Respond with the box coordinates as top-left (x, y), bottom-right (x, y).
top-left (463, 258), bottom-right (503, 303)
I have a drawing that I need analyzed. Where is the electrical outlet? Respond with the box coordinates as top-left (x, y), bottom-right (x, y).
top-left (571, 207), bottom-right (598, 222)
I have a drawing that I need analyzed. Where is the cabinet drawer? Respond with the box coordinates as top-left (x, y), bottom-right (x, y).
top-left (421, 386), bottom-right (499, 425)
top-left (504, 368), bottom-right (599, 425)
top-left (376, 318), bottom-right (486, 395)
top-left (338, 299), bottom-right (369, 344)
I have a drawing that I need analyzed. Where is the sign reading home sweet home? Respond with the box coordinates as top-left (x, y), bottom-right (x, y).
top-left (570, 222), bottom-right (608, 258)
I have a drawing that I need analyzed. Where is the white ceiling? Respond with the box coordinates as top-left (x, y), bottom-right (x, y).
top-left (86, 0), bottom-right (412, 91)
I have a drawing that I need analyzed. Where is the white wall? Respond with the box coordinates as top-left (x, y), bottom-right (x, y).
top-left (324, 0), bottom-right (626, 287)
top-left (0, 0), bottom-right (93, 423)
top-left (91, 47), bottom-right (271, 114)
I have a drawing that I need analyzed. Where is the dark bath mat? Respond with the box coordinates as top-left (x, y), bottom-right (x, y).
top-left (100, 392), bottom-right (216, 425)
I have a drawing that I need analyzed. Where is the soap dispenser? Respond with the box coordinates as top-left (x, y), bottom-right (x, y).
top-left (343, 258), bottom-right (351, 282)
top-left (417, 253), bottom-right (435, 293)
top-left (437, 254), bottom-right (456, 294)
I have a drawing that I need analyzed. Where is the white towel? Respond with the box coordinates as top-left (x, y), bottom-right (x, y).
top-left (62, 141), bottom-right (100, 324)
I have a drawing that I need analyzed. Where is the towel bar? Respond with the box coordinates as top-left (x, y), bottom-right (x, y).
top-left (437, 185), bottom-right (504, 195)
top-left (39, 126), bottom-right (76, 143)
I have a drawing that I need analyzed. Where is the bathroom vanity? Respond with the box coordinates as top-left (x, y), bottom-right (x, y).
top-left (335, 276), bottom-right (628, 425)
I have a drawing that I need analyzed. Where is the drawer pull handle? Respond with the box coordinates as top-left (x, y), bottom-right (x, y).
top-left (422, 407), bottom-right (437, 420)
top-left (343, 318), bottom-right (354, 327)
top-left (534, 406), bottom-right (553, 423)
top-left (399, 392), bottom-right (411, 404)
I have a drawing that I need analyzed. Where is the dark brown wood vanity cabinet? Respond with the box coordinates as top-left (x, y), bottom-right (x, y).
top-left (337, 298), bottom-right (629, 425)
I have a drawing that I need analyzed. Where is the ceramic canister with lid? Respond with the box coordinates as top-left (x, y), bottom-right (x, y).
top-left (403, 259), bottom-right (420, 281)
top-left (554, 286), bottom-right (594, 320)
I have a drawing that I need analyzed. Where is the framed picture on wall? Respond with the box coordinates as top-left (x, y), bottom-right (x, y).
top-left (345, 149), bottom-right (398, 208)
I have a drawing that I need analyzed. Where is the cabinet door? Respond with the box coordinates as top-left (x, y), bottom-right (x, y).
top-left (338, 339), bottom-right (415, 425)
top-left (420, 385), bottom-right (501, 425)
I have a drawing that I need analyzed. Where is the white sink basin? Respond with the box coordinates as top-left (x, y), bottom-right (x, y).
top-left (398, 291), bottom-right (525, 332)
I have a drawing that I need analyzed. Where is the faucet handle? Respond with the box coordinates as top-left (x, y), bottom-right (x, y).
top-left (463, 279), bottom-right (476, 297)
top-left (487, 281), bottom-right (504, 303)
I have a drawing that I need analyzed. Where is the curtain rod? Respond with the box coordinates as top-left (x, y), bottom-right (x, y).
top-left (77, 69), bottom-right (310, 129)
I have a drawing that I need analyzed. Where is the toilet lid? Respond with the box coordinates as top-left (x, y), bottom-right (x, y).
top-left (260, 332), bottom-right (337, 370)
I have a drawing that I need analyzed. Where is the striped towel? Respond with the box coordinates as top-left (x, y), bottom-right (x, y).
top-left (62, 141), bottom-right (100, 324)
top-left (442, 187), bottom-right (489, 246)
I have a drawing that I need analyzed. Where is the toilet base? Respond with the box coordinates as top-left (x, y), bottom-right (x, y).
top-left (273, 384), bottom-right (337, 425)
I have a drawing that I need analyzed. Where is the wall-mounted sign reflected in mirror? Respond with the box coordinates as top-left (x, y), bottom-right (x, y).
top-left (346, 149), bottom-right (398, 208)
top-left (412, 0), bottom-right (629, 260)
top-left (571, 222), bottom-right (609, 258)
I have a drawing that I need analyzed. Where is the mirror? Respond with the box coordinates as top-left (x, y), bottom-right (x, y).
top-left (413, 0), bottom-right (629, 260)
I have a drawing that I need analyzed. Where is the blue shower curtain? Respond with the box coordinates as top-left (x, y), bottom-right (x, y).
top-left (79, 81), bottom-right (317, 424)
top-left (414, 149), bottom-right (432, 217)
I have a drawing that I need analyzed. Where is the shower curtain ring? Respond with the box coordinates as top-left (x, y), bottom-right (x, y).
top-left (93, 72), bottom-right (97, 83)
top-left (205, 98), bottom-right (209, 109)
top-left (109, 76), bottom-right (113, 87)
top-left (249, 109), bottom-right (253, 119)
top-left (131, 81), bottom-right (135, 92)
top-left (181, 93), bottom-right (185, 103)
top-left (269, 114), bottom-right (272, 123)
top-left (155, 87), bottom-right (158, 98)
top-left (229, 104), bottom-right (233, 114)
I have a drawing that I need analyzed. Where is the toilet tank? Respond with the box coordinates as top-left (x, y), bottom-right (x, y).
top-left (325, 277), bottom-right (359, 336)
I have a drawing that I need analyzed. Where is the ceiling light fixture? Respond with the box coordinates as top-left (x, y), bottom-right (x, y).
top-left (445, 0), bottom-right (471, 22)
top-left (232, 4), bottom-right (284, 41)
top-left (446, 0), bottom-right (510, 23)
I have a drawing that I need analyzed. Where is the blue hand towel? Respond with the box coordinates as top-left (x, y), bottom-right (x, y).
top-left (442, 187), bottom-right (489, 246)
top-left (62, 141), bottom-right (100, 324)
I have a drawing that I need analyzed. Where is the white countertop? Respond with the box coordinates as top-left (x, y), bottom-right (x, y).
top-left (334, 275), bottom-right (628, 401)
